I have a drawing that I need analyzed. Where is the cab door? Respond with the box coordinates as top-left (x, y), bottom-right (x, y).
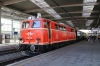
top-left (47, 22), bottom-right (51, 43)
top-left (43, 21), bottom-right (51, 44)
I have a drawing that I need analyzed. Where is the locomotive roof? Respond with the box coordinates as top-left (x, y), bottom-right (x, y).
top-left (22, 18), bottom-right (74, 29)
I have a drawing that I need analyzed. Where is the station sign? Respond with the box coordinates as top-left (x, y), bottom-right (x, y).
top-left (14, 31), bottom-right (18, 35)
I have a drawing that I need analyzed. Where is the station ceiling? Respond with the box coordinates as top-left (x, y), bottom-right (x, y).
top-left (0, 0), bottom-right (100, 29)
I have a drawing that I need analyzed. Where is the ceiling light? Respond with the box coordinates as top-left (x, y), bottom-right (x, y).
top-left (83, 0), bottom-right (97, 3)
top-left (83, 0), bottom-right (97, 26)
top-left (30, 0), bottom-right (62, 19)
top-left (66, 21), bottom-right (74, 27)
top-left (86, 20), bottom-right (93, 26)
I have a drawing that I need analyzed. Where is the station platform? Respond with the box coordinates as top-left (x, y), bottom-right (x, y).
top-left (8, 40), bottom-right (100, 66)
top-left (0, 40), bottom-right (19, 51)
top-left (0, 39), bottom-right (19, 46)
top-left (2, 40), bottom-right (19, 44)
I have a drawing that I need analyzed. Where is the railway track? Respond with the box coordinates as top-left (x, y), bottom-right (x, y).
top-left (0, 50), bottom-right (38, 66)
top-left (0, 40), bottom-right (83, 66)
top-left (0, 44), bottom-right (27, 65)
top-left (0, 50), bottom-right (23, 63)
top-left (0, 44), bottom-right (17, 52)
top-left (0, 44), bottom-right (39, 66)
top-left (0, 49), bottom-right (18, 55)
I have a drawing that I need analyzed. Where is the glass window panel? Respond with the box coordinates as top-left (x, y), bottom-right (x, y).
top-left (32, 20), bottom-right (41, 28)
top-left (15, 28), bottom-right (20, 32)
top-left (13, 22), bottom-right (18, 28)
top-left (1, 18), bottom-right (12, 25)
top-left (13, 22), bottom-right (21, 29)
top-left (22, 22), bottom-right (29, 29)
top-left (2, 25), bottom-right (11, 31)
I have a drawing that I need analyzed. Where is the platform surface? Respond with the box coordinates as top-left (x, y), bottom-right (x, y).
top-left (0, 40), bottom-right (19, 46)
top-left (2, 40), bottom-right (19, 44)
top-left (0, 40), bottom-right (19, 51)
top-left (8, 40), bottom-right (100, 66)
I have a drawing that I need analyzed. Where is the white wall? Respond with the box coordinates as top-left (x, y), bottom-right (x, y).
top-left (1, 18), bottom-right (21, 39)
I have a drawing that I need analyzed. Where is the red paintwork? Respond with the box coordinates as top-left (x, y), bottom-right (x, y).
top-left (20, 18), bottom-right (76, 45)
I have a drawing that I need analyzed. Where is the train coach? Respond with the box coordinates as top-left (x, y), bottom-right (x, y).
top-left (17, 18), bottom-right (76, 54)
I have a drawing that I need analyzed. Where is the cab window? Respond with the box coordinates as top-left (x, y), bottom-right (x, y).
top-left (44, 22), bottom-right (47, 28)
top-left (22, 22), bottom-right (29, 29)
top-left (32, 20), bottom-right (40, 28)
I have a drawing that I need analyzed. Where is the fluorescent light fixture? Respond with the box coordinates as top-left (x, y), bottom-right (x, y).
top-left (82, 6), bottom-right (94, 17)
top-left (83, 0), bottom-right (97, 3)
top-left (86, 20), bottom-right (93, 26)
top-left (82, 13), bottom-right (91, 17)
top-left (79, 29), bottom-right (91, 33)
top-left (82, 0), bottom-right (97, 17)
top-left (59, 22), bottom-right (66, 25)
top-left (66, 21), bottom-right (74, 27)
top-left (30, 0), bottom-right (62, 19)
top-left (83, 0), bottom-right (97, 26)
top-left (83, 6), bottom-right (94, 11)
top-left (1, 7), bottom-right (11, 12)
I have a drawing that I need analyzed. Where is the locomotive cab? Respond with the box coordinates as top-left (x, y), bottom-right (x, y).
top-left (20, 19), bottom-right (42, 44)
top-left (18, 19), bottom-right (44, 52)
top-left (17, 18), bottom-right (51, 53)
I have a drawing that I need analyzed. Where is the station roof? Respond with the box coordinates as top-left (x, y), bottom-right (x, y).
top-left (0, 0), bottom-right (100, 29)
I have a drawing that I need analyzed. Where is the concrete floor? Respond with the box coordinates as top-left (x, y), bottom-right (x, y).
top-left (8, 40), bottom-right (100, 66)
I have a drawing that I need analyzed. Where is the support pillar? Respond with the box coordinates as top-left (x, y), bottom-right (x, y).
top-left (11, 20), bottom-right (13, 38)
top-left (0, 6), bottom-right (2, 44)
top-left (0, 6), bottom-right (1, 34)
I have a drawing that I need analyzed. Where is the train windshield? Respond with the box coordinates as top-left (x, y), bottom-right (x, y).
top-left (32, 20), bottom-right (40, 28)
top-left (22, 22), bottom-right (29, 29)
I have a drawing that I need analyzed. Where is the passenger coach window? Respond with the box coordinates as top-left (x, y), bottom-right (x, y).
top-left (32, 20), bottom-right (40, 28)
top-left (22, 22), bottom-right (29, 29)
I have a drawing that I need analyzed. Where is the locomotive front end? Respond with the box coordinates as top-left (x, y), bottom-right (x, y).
top-left (17, 19), bottom-right (43, 53)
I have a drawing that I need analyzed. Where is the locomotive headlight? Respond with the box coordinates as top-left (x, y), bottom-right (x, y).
top-left (21, 40), bottom-right (24, 43)
top-left (30, 45), bottom-right (35, 51)
top-left (20, 39), bottom-right (24, 43)
top-left (19, 38), bottom-right (24, 43)
top-left (36, 40), bottom-right (39, 44)
top-left (36, 38), bottom-right (40, 44)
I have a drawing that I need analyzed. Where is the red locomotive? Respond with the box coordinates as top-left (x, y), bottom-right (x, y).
top-left (17, 18), bottom-right (76, 54)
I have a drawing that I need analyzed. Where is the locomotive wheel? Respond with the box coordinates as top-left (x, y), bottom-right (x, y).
top-left (30, 45), bottom-right (35, 51)
top-left (16, 44), bottom-right (21, 50)
top-left (48, 45), bottom-right (52, 51)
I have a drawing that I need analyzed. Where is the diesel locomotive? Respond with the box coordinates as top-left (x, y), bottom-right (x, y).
top-left (17, 18), bottom-right (77, 54)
